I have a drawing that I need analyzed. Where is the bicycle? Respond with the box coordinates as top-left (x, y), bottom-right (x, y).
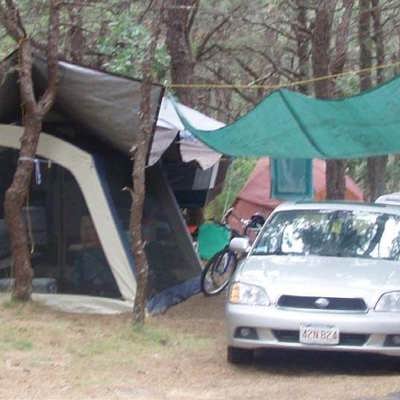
top-left (200, 209), bottom-right (265, 296)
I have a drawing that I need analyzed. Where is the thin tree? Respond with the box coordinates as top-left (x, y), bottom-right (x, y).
top-left (131, 0), bottom-right (163, 324)
top-left (366, 0), bottom-right (387, 201)
top-left (165, 0), bottom-right (198, 107)
top-left (0, 0), bottom-right (60, 301)
top-left (312, 0), bottom-right (353, 200)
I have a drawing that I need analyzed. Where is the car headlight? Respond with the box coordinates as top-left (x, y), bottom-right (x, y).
top-left (375, 292), bottom-right (400, 312)
top-left (229, 282), bottom-right (270, 306)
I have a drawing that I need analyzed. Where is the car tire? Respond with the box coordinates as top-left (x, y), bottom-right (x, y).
top-left (227, 346), bottom-right (254, 364)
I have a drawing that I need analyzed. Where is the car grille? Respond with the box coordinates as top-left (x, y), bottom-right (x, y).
top-left (277, 295), bottom-right (367, 312)
top-left (272, 330), bottom-right (369, 346)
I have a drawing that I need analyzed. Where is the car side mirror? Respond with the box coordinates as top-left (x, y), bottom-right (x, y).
top-left (229, 237), bottom-right (250, 254)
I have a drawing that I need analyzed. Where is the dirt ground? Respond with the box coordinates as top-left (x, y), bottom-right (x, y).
top-left (2, 294), bottom-right (400, 400)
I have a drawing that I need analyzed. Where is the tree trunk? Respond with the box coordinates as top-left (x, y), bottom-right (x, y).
top-left (326, 159), bottom-right (346, 200)
top-left (67, 3), bottom-right (84, 64)
top-left (367, 0), bottom-right (387, 201)
top-left (132, 0), bottom-right (162, 324)
top-left (359, 0), bottom-right (372, 91)
top-left (4, 111), bottom-right (42, 300)
top-left (294, 0), bottom-right (309, 94)
top-left (0, 0), bottom-right (60, 301)
top-left (312, 0), bottom-right (345, 200)
top-left (165, 0), bottom-right (197, 107)
top-left (165, 0), bottom-right (204, 225)
top-left (130, 122), bottom-right (151, 323)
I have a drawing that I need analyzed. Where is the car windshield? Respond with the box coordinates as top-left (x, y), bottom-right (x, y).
top-left (252, 208), bottom-right (400, 261)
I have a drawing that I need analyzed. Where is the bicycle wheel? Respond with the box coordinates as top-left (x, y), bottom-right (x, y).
top-left (201, 249), bottom-right (237, 296)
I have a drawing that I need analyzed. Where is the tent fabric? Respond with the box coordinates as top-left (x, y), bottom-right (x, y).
top-left (149, 97), bottom-right (224, 169)
top-left (174, 77), bottom-right (400, 159)
top-left (0, 54), bottom-right (163, 155)
top-left (1, 54), bottom-right (221, 169)
top-left (0, 124), bottom-right (203, 309)
top-left (0, 124), bottom-right (136, 300)
top-left (271, 159), bottom-right (313, 200)
top-left (0, 54), bottom-right (218, 312)
top-left (228, 158), bottom-right (364, 233)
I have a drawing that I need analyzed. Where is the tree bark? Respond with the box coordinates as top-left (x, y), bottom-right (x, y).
top-left (312, 0), bottom-right (346, 200)
top-left (165, 0), bottom-right (197, 107)
top-left (5, 104), bottom-right (41, 300)
top-left (131, 0), bottom-right (162, 324)
top-left (0, 0), bottom-right (60, 301)
top-left (329, 0), bottom-right (354, 93)
top-left (366, 0), bottom-right (387, 201)
top-left (359, 0), bottom-right (372, 91)
top-left (326, 0), bottom-right (354, 200)
top-left (294, 0), bottom-right (309, 94)
top-left (67, 3), bottom-right (84, 64)
top-left (165, 0), bottom-right (205, 225)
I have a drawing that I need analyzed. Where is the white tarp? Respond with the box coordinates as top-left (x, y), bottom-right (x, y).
top-left (150, 97), bottom-right (224, 170)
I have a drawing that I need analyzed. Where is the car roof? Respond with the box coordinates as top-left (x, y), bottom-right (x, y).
top-left (272, 200), bottom-right (400, 216)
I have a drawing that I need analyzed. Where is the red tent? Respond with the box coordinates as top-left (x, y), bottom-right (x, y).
top-left (228, 158), bottom-right (364, 232)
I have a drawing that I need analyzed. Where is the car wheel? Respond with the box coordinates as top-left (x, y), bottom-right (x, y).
top-left (227, 346), bottom-right (254, 364)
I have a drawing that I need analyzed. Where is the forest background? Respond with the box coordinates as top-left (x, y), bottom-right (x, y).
top-left (2, 0), bottom-right (400, 220)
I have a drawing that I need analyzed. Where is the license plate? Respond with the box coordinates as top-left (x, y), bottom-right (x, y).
top-left (299, 325), bottom-right (339, 345)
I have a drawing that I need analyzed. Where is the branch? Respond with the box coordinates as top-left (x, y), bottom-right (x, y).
top-left (38, 0), bottom-right (61, 115)
top-left (240, 45), bottom-right (297, 81)
top-left (138, 0), bottom-right (155, 24)
top-left (195, 4), bottom-right (241, 61)
top-left (187, 0), bottom-right (199, 33)
top-left (203, 64), bottom-right (258, 105)
top-left (329, 0), bottom-right (354, 75)
top-left (0, 0), bottom-right (25, 40)
top-left (232, 55), bottom-right (262, 80)
top-left (18, 39), bottom-right (38, 116)
top-left (241, 18), bottom-right (297, 41)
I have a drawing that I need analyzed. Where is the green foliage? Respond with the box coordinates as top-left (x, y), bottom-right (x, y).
top-left (97, 12), bottom-right (170, 80)
top-left (0, 27), bottom-right (16, 59)
top-left (346, 158), bottom-right (367, 193)
top-left (335, 75), bottom-right (360, 97)
top-left (385, 156), bottom-right (400, 193)
top-left (205, 157), bottom-right (257, 220)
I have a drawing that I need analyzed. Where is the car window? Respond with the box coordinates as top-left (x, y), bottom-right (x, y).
top-left (252, 208), bottom-right (400, 261)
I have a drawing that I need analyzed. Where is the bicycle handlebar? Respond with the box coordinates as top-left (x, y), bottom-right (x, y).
top-left (222, 207), bottom-right (250, 228)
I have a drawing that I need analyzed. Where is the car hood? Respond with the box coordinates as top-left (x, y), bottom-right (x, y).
top-left (238, 255), bottom-right (400, 308)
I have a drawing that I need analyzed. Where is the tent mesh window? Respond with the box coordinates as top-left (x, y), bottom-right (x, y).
top-left (0, 147), bottom-right (120, 297)
top-left (100, 155), bottom-right (201, 298)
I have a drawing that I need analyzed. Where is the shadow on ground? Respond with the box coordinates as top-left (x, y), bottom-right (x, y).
top-left (250, 348), bottom-right (400, 377)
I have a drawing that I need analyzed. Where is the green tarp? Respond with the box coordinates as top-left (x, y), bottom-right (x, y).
top-left (173, 75), bottom-right (400, 159)
top-left (197, 222), bottom-right (231, 260)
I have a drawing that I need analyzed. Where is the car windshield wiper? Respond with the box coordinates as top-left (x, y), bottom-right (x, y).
top-left (252, 249), bottom-right (296, 256)
top-left (252, 249), bottom-right (281, 256)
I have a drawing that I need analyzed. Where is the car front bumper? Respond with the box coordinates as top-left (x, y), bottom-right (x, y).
top-left (226, 303), bottom-right (400, 357)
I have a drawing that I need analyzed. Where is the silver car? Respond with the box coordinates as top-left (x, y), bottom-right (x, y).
top-left (226, 201), bottom-right (400, 364)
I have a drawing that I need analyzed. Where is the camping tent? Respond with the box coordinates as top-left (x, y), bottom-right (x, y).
top-left (0, 53), bottom-right (225, 313)
top-left (150, 97), bottom-right (227, 210)
top-left (150, 96), bottom-right (223, 169)
top-left (228, 158), bottom-right (364, 233)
